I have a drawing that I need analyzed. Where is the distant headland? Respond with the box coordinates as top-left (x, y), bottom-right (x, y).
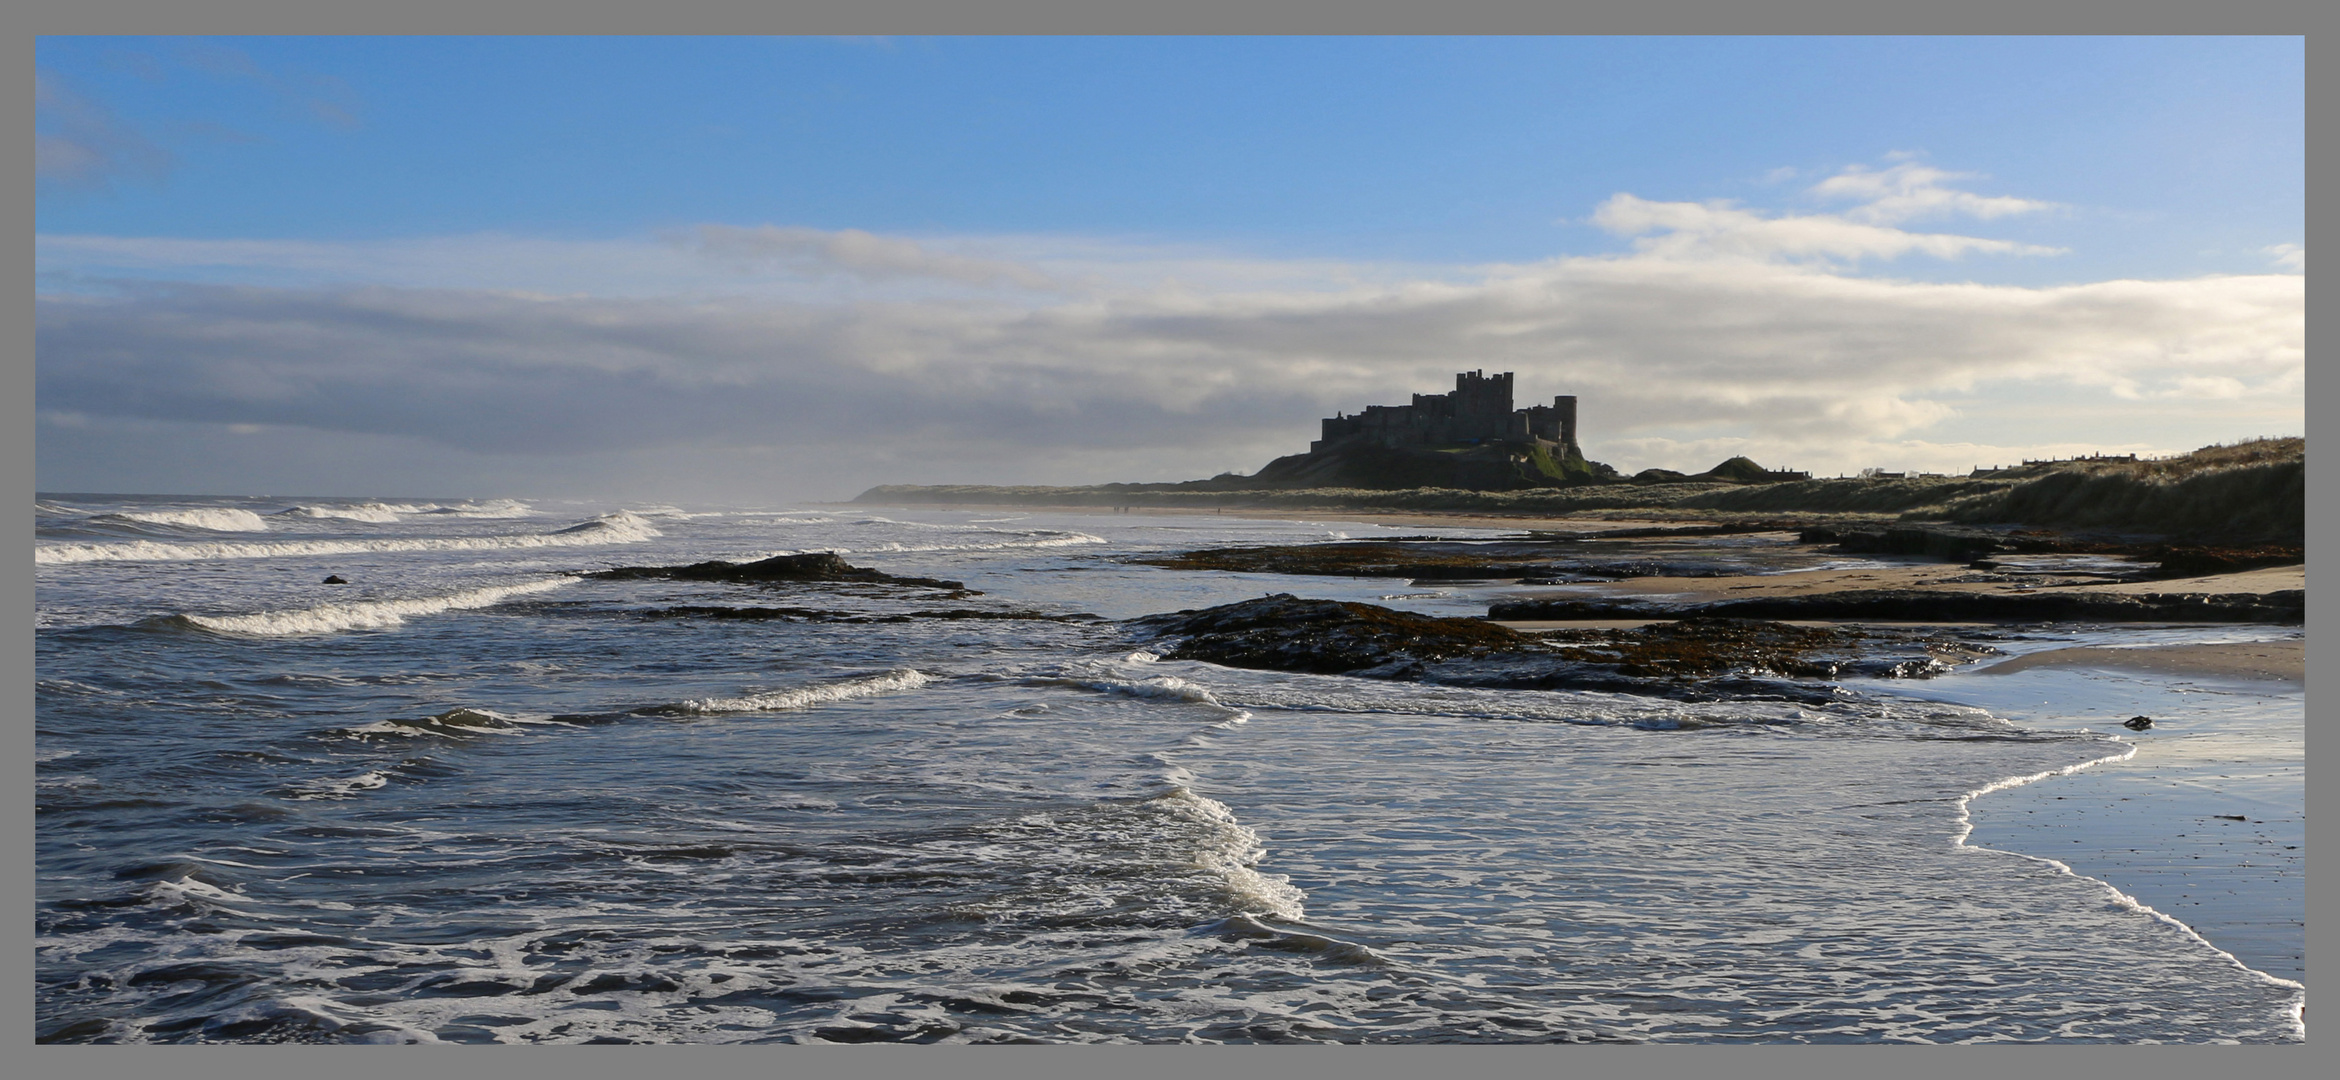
top-left (855, 373), bottom-right (2302, 545)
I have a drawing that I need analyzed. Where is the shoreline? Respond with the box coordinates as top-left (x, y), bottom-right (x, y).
top-left (1931, 664), bottom-right (2306, 990)
top-left (865, 498), bottom-right (2308, 994)
top-left (1973, 641), bottom-right (2302, 683)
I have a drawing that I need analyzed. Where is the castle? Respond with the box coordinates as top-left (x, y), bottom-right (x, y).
top-left (1312, 371), bottom-right (1579, 456)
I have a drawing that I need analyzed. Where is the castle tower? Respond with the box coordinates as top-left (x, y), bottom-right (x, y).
top-left (1554, 395), bottom-right (1578, 454)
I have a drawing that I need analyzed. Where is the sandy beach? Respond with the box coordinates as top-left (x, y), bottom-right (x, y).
top-left (1975, 640), bottom-right (2303, 682)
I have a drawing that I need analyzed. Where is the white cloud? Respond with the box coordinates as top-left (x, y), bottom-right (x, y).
top-left (1589, 193), bottom-right (2064, 263)
top-left (1808, 161), bottom-right (2058, 224)
top-left (34, 171), bottom-right (2301, 499)
top-left (2263, 243), bottom-right (2303, 272)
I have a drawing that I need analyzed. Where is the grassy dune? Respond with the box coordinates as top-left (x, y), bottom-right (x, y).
top-left (855, 438), bottom-right (2302, 542)
top-left (1942, 438), bottom-right (2302, 541)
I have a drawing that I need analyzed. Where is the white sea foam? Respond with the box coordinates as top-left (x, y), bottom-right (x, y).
top-left (842, 532), bottom-right (1106, 555)
top-left (660, 669), bottom-right (932, 716)
top-left (101, 508), bottom-right (272, 532)
top-left (1150, 788), bottom-right (1308, 921)
top-left (37, 512), bottom-right (657, 565)
top-left (176, 578), bottom-right (572, 636)
top-left (336, 707), bottom-right (569, 740)
top-left (286, 770), bottom-right (391, 800)
top-left (415, 499), bottom-right (535, 518)
top-left (275, 502), bottom-right (415, 523)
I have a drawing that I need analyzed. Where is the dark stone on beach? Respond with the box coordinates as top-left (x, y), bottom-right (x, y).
top-left (1799, 525), bottom-right (2301, 580)
top-left (1487, 588), bottom-right (2303, 625)
top-left (1131, 596), bottom-right (1940, 705)
top-left (644, 605), bottom-right (1097, 623)
top-left (1799, 525), bottom-right (2006, 561)
top-left (587, 552), bottom-right (969, 591)
top-left (2124, 715), bottom-right (2154, 730)
top-left (1134, 594), bottom-right (1524, 675)
top-left (1135, 540), bottom-right (1743, 583)
top-left (321, 575), bottom-right (348, 584)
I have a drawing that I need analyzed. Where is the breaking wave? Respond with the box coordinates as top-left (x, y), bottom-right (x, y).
top-left (96, 508), bottom-right (272, 532)
top-left (284, 770), bottom-right (391, 800)
top-left (652, 669), bottom-right (933, 716)
top-left (275, 502), bottom-right (414, 523)
top-left (948, 786), bottom-right (1309, 927)
top-left (170, 579), bottom-right (572, 636)
top-left (36, 512), bottom-right (656, 565)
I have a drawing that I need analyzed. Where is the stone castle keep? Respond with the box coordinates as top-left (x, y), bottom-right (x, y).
top-left (1312, 370), bottom-right (1579, 455)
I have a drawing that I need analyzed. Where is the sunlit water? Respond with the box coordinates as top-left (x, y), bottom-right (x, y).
top-left (34, 495), bottom-right (2304, 1043)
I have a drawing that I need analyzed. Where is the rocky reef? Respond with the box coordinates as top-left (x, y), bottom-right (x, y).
top-left (1488, 589), bottom-right (2304, 625)
top-left (586, 552), bottom-right (969, 591)
top-left (1132, 595), bottom-right (1988, 700)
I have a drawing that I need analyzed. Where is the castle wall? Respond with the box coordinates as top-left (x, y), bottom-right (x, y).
top-left (1311, 371), bottom-right (1579, 455)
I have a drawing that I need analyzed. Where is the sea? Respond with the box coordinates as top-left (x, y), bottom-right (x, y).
top-left (32, 494), bottom-right (2306, 1044)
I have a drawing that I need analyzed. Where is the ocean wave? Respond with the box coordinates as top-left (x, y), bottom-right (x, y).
top-left (950, 786), bottom-right (1308, 926)
top-left (652, 669), bottom-right (932, 716)
top-left (837, 531), bottom-right (1106, 555)
top-left (36, 512), bottom-right (656, 565)
top-left (332, 707), bottom-right (571, 740)
top-left (284, 770), bottom-right (391, 800)
top-left (170, 579), bottom-right (572, 636)
top-left (1156, 788), bottom-right (1309, 921)
top-left (413, 499), bottom-right (535, 518)
top-left (96, 508), bottom-right (272, 532)
top-left (274, 502), bottom-right (417, 523)
top-left (1036, 674), bottom-right (1225, 706)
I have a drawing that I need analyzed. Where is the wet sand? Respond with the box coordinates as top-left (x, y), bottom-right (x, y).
top-left (1931, 665), bottom-right (2305, 988)
top-left (1975, 641), bottom-right (2302, 682)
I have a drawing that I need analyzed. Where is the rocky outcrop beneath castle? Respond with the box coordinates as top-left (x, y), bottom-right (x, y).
top-left (1131, 595), bottom-right (1985, 701)
top-left (587, 552), bottom-right (970, 590)
top-left (1488, 588), bottom-right (2304, 625)
top-left (1248, 439), bottom-right (1619, 491)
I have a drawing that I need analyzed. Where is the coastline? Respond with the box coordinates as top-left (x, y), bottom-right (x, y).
top-left (1931, 663), bottom-right (2306, 990)
top-left (1973, 641), bottom-right (2303, 682)
top-left (855, 499), bottom-right (2308, 998)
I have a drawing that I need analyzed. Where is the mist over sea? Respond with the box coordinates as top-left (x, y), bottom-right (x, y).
top-left (34, 494), bottom-right (2304, 1044)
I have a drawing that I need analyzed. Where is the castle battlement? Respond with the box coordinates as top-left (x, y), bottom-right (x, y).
top-left (1312, 371), bottom-right (1579, 455)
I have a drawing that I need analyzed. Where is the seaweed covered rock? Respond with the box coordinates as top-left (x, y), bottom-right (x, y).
top-left (1133, 594), bottom-right (1523, 675)
top-left (1489, 588), bottom-right (2303, 625)
top-left (588, 552), bottom-right (968, 590)
top-left (1128, 596), bottom-right (1967, 700)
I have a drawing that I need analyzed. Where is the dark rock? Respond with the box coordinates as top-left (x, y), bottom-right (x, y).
top-left (644, 605), bottom-right (1097, 623)
top-left (587, 552), bottom-right (968, 591)
top-left (1488, 589), bottom-right (2302, 625)
top-left (1798, 525), bottom-right (2004, 561)
top-left (321, 575), bottom-right (348, 584)
top-left (1136, 540), bottom-right (1740, 582)
top-left (1134, 594), bottom-right (1523, 675)
top-left (1130, 596), bottom-right (1973, 703)
top-left (2124, 715), bottom-right (2154, 730)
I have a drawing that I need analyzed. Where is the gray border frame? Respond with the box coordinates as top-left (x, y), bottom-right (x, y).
top-left (16, 4), bottom-right (2320, 1078)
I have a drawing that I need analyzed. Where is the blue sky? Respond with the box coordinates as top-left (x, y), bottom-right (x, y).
top-left (36, 37), bottom-right (2304, 501)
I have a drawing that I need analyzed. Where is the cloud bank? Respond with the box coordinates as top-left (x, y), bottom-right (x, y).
top-left (36, 164), bottom-right (2304, 501)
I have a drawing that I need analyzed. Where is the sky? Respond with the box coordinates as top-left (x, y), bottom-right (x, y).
top-left (35, 36), bottom-right (2304, 503)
